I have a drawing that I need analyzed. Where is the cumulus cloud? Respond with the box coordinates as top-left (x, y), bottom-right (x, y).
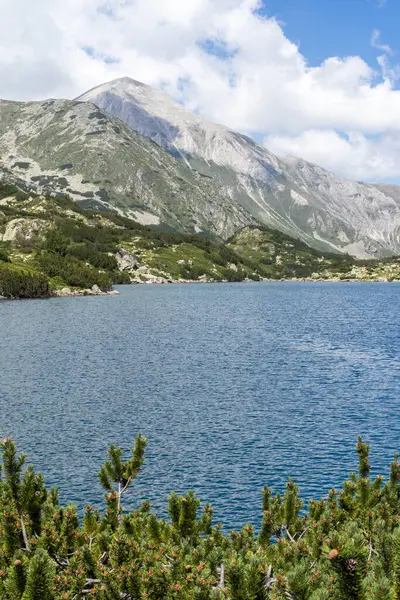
top-left (265, 130), bottom-right (400, 181)
top-left (0, 0), bottom-right (400, 181)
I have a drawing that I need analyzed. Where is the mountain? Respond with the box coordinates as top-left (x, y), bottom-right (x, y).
top-left (2, 180), bottom-right (399, 299)
top-left (0, 98), bottom-right (253, 239)
top-left (2, 78), bottom-right (400, 257)
top-left (78, 77), bottom-right (400, 258)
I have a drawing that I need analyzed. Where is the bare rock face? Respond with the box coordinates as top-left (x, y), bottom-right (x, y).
top-left (0, 98), bottom-right (253, 241)
top-left (0, 218), bottom-right (49, 245)
top-left (78, 77), bottom-right (400, 258)
top-left (116, 248), bottom-right (140, 272)
top-left (59, 287), bottom-right (72, 296)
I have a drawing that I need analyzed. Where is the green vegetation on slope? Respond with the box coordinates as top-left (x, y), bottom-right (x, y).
top-left (1, 181), bottom-right (400, 299)
top-left (229, 226), bottom-right (400, 281)
top-left (0, 263), bottom-right (50, 299)
top-left (1, 436), bottom-right (400, 599)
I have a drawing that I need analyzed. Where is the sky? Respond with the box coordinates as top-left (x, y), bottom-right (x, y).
top-left (1, 0), bottom-right (400, 182)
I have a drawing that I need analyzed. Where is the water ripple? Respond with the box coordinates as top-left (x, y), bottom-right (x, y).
top-left (0, 282), bottom-right (399, 529)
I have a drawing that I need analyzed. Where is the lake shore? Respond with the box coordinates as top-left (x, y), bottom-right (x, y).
top-left (2, 275), bottom-right (399, 301)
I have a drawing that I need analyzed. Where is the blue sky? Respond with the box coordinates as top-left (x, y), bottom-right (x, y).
top-left (262, 0), bottom-right (397, 73)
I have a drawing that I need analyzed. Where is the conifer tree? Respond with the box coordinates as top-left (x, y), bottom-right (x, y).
top-left (2, 435), bottom-right (400, 600)
top-left (98, 433), bottom-right (147, 521)
top-left (356, 436), bottom-right (370, 479)
top-left (21, 548), bottom-right (56, 600)
top-left (168, 490), bottom-right (201, 539)
top-left (259, 486), bottom-right (282, 546)
top-left (328, 534), bottom-right (368, 600)
top-left (282, 479), bottom-right (303, 539)
top-left (1, 438), bottom-right (31, 550)
top-left (392, 528), bottom-right (400, 600)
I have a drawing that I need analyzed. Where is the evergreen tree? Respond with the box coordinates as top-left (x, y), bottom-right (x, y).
top-left (0, 435), bottom-right (400, 599)
top-left (98, 433), bottom-right (147, 521)
top-left (21, 548), bottom-right (56, 600)
top-left (392, 528), bottom-right (400, 600)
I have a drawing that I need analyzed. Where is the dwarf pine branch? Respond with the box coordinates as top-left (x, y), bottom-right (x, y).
top-left (98, 433), bottom-right (147, 522)
top-left (0, 436), bottom-right (400, 599)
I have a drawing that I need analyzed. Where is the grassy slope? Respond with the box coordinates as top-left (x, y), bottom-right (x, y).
top-left (229, 226), bottom-right (400, 282)
top-left (1, 182), bottom-right (400, 298)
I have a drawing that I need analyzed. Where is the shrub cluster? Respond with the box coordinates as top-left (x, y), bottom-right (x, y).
top-left (0, 249), bottom-right (10, 263)
top-left (0, 182), bottom-right (29, 202)
top-left (37, 226), bottom-right (115, 290)
top-left (0, 436), bottom-right (400, 600)
top-left (38, 252), bottom-right (112, 291)
top-left (0, 265), bottom-right (50, 298)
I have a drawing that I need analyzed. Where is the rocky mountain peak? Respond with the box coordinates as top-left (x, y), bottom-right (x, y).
top-left (76, 77), bottom-right (400, 257)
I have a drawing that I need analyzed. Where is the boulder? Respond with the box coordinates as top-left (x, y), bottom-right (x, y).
top-left (116, 248), bottom-right (140, 271)
top-left (59, 287), bottom-right (72, 296)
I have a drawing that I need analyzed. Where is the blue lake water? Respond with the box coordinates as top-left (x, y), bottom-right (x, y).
top-left (0, 282), bottom-right (399, 529)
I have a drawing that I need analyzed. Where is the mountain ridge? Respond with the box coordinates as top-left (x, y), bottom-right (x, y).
top-left (0, 97), bottom-right (253, 238)
top-left (2, 180), bottom-right (400, 300)
top-left (77, 77), bottom-right (400, 258)
top-left (1, 77), bottom-right (400, 257)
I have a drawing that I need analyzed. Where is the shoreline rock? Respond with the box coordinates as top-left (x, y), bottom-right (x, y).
top-left (127, 276), bottom-right (400, 285)
top-left (55, 285), bottom-right (120, 298)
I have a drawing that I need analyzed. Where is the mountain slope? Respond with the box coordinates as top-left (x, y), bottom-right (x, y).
top-left (2, 181), bottom-right (399, 300)
top-left (78, 77), bottom-right (400, 258)
top-left (0, 98), bottom-right (254, 239)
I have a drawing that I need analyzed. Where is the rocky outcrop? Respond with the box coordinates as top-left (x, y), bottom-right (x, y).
top-left (116, 248), bottom-right (140, 272)
top-left (0, 218), bottom-right (49, 244)
top-left (0, 99), bottom-right (253, 240)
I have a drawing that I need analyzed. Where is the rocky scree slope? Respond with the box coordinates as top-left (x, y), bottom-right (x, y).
top-left (78, 77), bottom-right (400, 258)
top-left (0, 98), bottom-right (253, 239)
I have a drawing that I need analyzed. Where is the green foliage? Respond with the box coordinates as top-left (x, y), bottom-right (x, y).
top-left (3, 552), bottom-right (28, 599)
top-left (99, 434), bottom-right (147, 523)
top-left (41, 229), bottom-right (68, 256)
top-left (0, 248), bottom-right (10, 263)
top-left (167, 490), bottom-right (200, 539)
top-left (2, 179), bottom-right (400, 290)
top-left (68, 242), bottom-right (118, 271)
top-left (110, 269), bottom-right (131, 284)
top-left (0, 264), bottom-right (50, 299)
top-left (0, 437), bottom-right (399, 599)
top-left (37, 252), bottom-right (112, 291)
top-left (21, 548), bottom-right (56, 600)
top-left (0, 182), bottom-right (28, 202)
top-left (229, 226), bottom-right (362, 280)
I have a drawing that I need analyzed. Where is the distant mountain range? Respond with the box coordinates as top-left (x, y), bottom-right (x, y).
top-left (1, 77), bottom-right (400, 257)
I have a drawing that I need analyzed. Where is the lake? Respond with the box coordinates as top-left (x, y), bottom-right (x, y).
top-left (0, 282), bottom-right (399, 529)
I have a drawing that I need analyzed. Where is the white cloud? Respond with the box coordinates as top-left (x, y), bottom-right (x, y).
top-left (265, 130), bottom-right (400, 181)
top-left (0, 0), bottom-right (400, 181)
top-left (371, 29), bottom-right (392, 54)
